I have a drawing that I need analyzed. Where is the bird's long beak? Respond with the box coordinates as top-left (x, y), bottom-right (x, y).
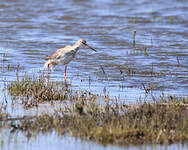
top-left (82, 43), bottom-right (97, 52)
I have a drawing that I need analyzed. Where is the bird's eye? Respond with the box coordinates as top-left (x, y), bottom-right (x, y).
top-left (82, 41), bottom-right (86, 44)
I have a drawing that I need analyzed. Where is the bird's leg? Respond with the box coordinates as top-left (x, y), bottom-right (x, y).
top-left (47, 64), bottom-right (49, 80)
top-left (64, 64), bottom-right (67, 81)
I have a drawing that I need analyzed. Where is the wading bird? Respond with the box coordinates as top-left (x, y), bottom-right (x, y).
top-left (44, 38), bottom-right (96, 81)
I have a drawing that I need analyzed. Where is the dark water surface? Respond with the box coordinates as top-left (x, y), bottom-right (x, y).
top-left (0, 0), bottom-right (188, 149)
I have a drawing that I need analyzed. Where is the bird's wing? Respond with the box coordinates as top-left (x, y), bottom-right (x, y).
top-left (57, 46), bottom-right (76, 59)
top-left (49, 45), bottom-right (72, 59)
top-left (45, 48), bottom-right (62, 60)
top-left (51, 48), bottom-right (65, 59)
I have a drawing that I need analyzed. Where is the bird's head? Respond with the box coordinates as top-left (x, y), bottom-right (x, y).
top-left (76, 38), bottom-right (96, 52)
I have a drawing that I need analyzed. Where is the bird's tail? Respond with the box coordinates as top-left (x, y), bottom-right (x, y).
top-left (44, 60), bottom-right (54, 70)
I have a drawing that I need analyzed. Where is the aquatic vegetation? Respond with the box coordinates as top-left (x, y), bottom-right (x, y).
top-left (3, 74), bottom-right (188, 146)
top-left (7, 74), bottom-right (97, 108)
top-left (133, 30), bottom-right (136, 47)
top-left (5, 97), bottom-right (188, 146)
top-left (7, 74), bottom-right (69, 108)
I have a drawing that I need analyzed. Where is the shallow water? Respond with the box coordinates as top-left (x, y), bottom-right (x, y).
top-left (0, 0), bottom-right (188, 149)
top-left (0, 0), bottom-right (188, 101)
top-left (1, 130), bottom-right (188, 150)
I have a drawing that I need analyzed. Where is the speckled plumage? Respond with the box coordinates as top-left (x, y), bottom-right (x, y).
top-left (44, 45), bottom-right (77, 69)
top-left (44, 38), bottom-right (96, 80)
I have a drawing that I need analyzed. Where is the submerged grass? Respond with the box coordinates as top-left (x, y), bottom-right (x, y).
top-left (7, 74), bottom-right (76, 107)
top-left (3, 74), bottom-right (188, 146)
top-left (7, 96), bottom-right (188, 146)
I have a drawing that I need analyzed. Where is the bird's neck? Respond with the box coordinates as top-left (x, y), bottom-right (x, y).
top-left (72, 43), bottom-right (82, 51)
